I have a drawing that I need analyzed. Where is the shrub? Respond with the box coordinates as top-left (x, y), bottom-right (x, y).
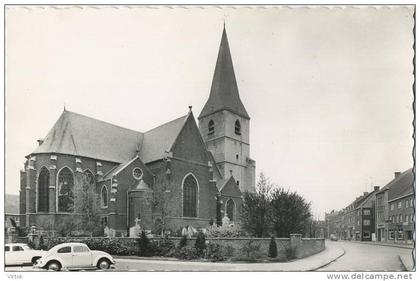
top-left (268, 237), bottom-right (278, 258)
top-left (137, 231), bottom-right (154, 257)
top-left (223, 244), bottom-right (235, 257)
top-left (195, 231), bottom-right (206, 257)
top-left (173, 247), bottom-right (198, 260)
top-left (27, 239), bottom-right (36, 249)
top-left (153, 239), bottom-right (175, 257)
top-left (205, 243), bottom-right (226, 262)
top-left (178, 235), bottom-right (188, 248)
top-left (38, 235), bottom-right (47, 250)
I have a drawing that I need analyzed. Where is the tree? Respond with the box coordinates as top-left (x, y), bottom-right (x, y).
top-left (241, 173), bottom-right (273, 237)
top-left (79, 172), bottom-right (104, 237)
top-left (268, 236), bottom-right (278, 258)
top-left (195, 231), bottom-right (206, 257)
top-left (270, 188), bottom-right (312, 237)
top-left (151, 167), bottom-right (177, 237)
top-left (137, 231), bottom-right (153, 257)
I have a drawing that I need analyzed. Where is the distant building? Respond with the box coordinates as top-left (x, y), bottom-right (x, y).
top-left (383, 169), bottom-right (414, 244)
top-left (326, 168), bottom-right (414, 244)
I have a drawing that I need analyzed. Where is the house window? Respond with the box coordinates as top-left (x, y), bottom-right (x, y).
top-left (208, 120), bottom-right (215, 135)
top-left (182, 174), bottom-right (198, 217)
top-left (101, 216), bottom-right (108, 226)
top-left (410, 199), bottom-right (413, 207)
top-left (363, 209), bottom-right (370, 216)
top-left (389, 231), bottom-right (395, 240)
top-left (405, 200), bottom-right (409, 208)
top-left (405, 215), bottom-right (409, 223)
top-left (397, 201), bottom-right (402, 209)
top-left (101, 186), bottom-right (108, 208)
top-left (226, 199), bottom-right (235, 221)
top-left (357, 220), bottom-right (360, 226)
top-left (390, 204), bottom-right (394, 211)
top-left (37, 167), bottom-right (50, 213)
top-left (399, 214), bottom-right (402, 222)
top-left (234, 120), bottom-right (241, 135)
top-left (397, 231), bottom-right (404, 240)
top-left (57, 167), bottom-right (74, 213)
top-left (363, 219), bottom-right (370, 226)
top-left (363, 231), bottom-right (370, 238)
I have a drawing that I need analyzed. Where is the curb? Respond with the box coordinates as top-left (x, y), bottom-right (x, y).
top-left (347, 240), bottom-right (414, 250)
top-left (308, 247), bottom-right (346, 271)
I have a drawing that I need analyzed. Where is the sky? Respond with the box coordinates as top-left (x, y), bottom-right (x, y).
top-left (5, 6), bottom-right (414, 218)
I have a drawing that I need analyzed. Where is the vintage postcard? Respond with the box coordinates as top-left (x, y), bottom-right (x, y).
top-left (2, 3), bottom-right (415, 279)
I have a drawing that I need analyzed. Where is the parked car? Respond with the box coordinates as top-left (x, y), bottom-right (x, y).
top-left (330, 234), bottom-right (338, 241)
top-left (5, 243), bottom-right (44, 266)
top-left (34, 242), bottom-right (115, 271)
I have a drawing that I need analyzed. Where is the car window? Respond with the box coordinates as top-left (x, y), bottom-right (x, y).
top-left (5, 246), bottom-right (10, 252)
top-left (57, 246), bottom-right (72, 253)
top-left (22, 245), bottom-right (31, 250)
top-left (12, 246), bottom-right (24, 251)
top-left (73, 245), bottom-right (90, 253)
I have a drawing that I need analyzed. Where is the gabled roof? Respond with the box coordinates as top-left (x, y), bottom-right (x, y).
top-left (32, 110), bottom-right (143, 163)
top-left (31, 110), bottom-right (189, 165)
top-left (387, 168), bottom-right (414, 201)
top-left (139, 114), bottom-right (188, 163)
top-left (198, 26), bottom-right (250, 120)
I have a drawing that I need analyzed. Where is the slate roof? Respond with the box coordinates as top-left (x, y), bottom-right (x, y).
top-left (32, 110), bottom-right (189, 165)
top-left (140, 115), bottom-right (188, 163)
top-left (387, 168), bottom-right (414, 201)
top-left (33, 110), bottom-right (143, 163)
top-left (199, 26), bottom-right (250, 120)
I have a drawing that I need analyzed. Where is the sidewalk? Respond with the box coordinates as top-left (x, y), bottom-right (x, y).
top-left (115, 243), bottom-right (345, 271)
top-left (399, 254), bottom-right (415, 271)
top-left (348, 240), bottom-right (414, 249)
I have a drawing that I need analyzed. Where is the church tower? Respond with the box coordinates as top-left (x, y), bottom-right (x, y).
top-left (199, 25), bottom-right (256, 193)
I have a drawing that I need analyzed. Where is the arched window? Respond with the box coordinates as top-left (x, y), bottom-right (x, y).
top-left (208, 120), bottom-right (215, 135)
top-left (234, 120), bottom-right (241, 135)
top-left (226, 199), bottom-right (235, 221)
top-left (101, 186), bottom-right (108, 208)
top-left (183, 174), bottom-right (198, 217)
top-left (57, 167), bottom-right (74, 212)
top-left (37, 167), bottom-right (50, 212)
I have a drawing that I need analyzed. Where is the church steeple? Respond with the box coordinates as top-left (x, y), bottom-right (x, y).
top-left (198, 25), bottom-right (250, 120)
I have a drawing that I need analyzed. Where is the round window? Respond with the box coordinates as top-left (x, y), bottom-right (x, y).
top-left (133, 167), bottom-right (143, 180)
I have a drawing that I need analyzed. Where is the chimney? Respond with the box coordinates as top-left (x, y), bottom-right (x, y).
top-left (37, 139), bottom-right (44, 146)
top-left (374, 186), bottom-right (380, 192)
top-left (394, 172), bottom-right (401, 179)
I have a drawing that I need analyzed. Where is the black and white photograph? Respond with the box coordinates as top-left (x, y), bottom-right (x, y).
top-left (2, 2), bottom-right (416, 278)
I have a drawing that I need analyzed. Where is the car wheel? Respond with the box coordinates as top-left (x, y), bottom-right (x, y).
top-left (97, 259), bottom-right (111, 270)
top-left (47, 261), bottom-right (61, 271)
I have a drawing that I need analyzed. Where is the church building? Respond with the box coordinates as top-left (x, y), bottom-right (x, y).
top-left (18, 26), bottom-right (256, 237)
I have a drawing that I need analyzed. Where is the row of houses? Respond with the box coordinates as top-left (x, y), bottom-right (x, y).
top-left (325, 168), bottom-right (414, 244)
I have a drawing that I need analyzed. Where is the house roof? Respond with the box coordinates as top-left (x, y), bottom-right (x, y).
top-left (31, 110), bottom-right (189, 165)
top-left (198, 26), bottom-right (250, 120)
top-left (387, 168), bottom-right (414, 201)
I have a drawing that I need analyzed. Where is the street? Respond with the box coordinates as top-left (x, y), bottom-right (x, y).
top-left (318, 241), bottom-right (412, 271)
top-left (5, 241), bottom-right (413, 272)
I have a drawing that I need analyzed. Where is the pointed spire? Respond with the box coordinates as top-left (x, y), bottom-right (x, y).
top-left (199, 25), bottom-right (250, 120)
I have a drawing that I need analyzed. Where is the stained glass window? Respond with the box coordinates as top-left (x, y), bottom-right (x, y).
top-left (226, 199), bottom-right (235, 221)
top-left (183, 175), bottom-right (198, 217)
top-left (37, 167), bottom-right (50, 212)
top-left (57, 167), bottom-right (74, 212)
top-left (101, 186), bottom-right (108, 208)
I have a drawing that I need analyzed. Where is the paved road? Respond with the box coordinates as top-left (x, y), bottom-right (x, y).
top-left (318, 241), bottom-right (413, 271)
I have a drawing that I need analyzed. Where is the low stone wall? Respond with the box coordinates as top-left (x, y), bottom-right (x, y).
top-left (38, 234), bottom-right (324, 260)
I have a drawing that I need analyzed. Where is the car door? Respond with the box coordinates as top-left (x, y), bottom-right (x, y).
top-left (10, 245), bottom-right (25, 264)
top-left (56, 246), bottom-right (73, 268)
top-left (72, 245), bottom-right (92, 268)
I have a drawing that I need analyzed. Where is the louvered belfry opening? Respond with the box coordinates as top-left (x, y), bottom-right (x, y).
top-left (183, 175), bottom-right (198, 217)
